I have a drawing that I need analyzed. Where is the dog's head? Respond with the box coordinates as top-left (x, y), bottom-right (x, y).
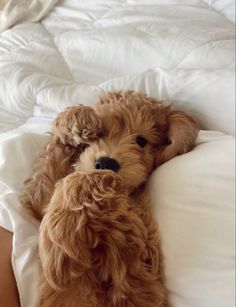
top-left (73, 91), bottom-right (198, 190)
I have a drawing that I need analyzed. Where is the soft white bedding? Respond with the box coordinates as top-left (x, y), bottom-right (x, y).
top-left (0, 1), bottom-right (235, 306)
top-left (0, 0), bottom-right (58, 32)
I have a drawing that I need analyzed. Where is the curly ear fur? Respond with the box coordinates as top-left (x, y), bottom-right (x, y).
top-left (156, 105), bottom-right (199, 165)
top-left (39, 172), bottom-right (167, 307)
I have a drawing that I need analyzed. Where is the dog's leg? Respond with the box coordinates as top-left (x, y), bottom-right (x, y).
top-left (46, 172), bottom-right (157, 306)
top-left (39, 171), bottom-right (138, 307)
top-left (20, 105), bottom-right (103, 220)
top-left (39, 171), bottom-right (168, 307)
top-left (38, 171), bottom-right (114, 307)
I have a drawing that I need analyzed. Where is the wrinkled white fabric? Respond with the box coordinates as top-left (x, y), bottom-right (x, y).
top-left (0, 1), bottom-right (235, 307)
top-left (203, 0), bottom-right (235, 23)
top-left (0, 0), bottom-right (58, 32)
top-left (0, 0), bottom-right (235, 134)
top-left (0, 131), bottom-right (49, 307)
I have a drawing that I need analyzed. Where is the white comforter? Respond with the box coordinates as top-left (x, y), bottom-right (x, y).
top-left (0, 1), bottom-right (235, 307)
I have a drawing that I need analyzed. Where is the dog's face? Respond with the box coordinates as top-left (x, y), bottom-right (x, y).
top-left (75, 103), bottom-right (167, 189)
top-left (74, 92), bottom-right (199, 190)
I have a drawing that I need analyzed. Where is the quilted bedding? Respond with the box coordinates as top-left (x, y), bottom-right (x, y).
top-left (0, 1), bottom-right (235, 307)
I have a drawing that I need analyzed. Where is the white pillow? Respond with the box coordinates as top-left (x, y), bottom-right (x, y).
top-left (150, 130), bottom-right (235, 307)
top-left (100, 68), bottom-right (235, 135)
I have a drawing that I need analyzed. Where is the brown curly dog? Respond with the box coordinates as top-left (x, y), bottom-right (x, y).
top-left (20, 91), bottom-right (199, 307)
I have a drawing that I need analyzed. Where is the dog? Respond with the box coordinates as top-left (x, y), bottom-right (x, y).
top-left (20, 91), bottom-right (199, 307)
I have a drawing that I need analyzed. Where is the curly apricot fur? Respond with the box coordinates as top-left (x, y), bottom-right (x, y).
top-left (21, 91), bottom-right (199, 307)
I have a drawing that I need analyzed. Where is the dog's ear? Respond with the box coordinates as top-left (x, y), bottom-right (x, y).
top-left (156, 105), bottom-right (199, 165)
top-left (39, 181), bottom-right (93, 291)
top-left (39, 214), bottom-right (92, 291)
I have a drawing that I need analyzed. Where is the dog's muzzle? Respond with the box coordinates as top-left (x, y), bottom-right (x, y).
top-left (95, 156), bottom-right (120, 172)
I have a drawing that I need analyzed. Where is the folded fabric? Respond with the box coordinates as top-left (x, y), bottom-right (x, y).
top-left (0, 0), bottom-right (58, 32)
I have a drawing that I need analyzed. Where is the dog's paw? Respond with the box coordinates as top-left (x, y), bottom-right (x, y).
top-left (61, 171), bottom-right (126, 210)
top-left (89, 171), bottom-right (125, 195)
top-left (53, 105), bottom-right (103, 146)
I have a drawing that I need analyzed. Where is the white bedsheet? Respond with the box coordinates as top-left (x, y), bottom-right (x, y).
top-left (0, 1), bottom-right (235, 306)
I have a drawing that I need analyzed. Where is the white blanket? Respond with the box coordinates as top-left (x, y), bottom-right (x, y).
top-left (0, 1), bottom-right (235, 306)
top-left (0, 0), bottom-right (235, 135)
top-left (0, 0), bottom-right (58, 32)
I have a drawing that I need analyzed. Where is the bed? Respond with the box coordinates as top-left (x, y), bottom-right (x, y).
top-left (0, 1), bottom-right (235, 306)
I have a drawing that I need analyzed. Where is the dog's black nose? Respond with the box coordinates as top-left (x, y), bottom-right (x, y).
top-left (95, 157), bottom-right (120, 172)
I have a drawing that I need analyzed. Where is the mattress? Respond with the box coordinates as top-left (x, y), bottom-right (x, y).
top-left (0, 1), bottom-right (235, 306)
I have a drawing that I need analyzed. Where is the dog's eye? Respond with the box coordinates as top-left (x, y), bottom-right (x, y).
top-left (136, 136), bottom-right (147, 148)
